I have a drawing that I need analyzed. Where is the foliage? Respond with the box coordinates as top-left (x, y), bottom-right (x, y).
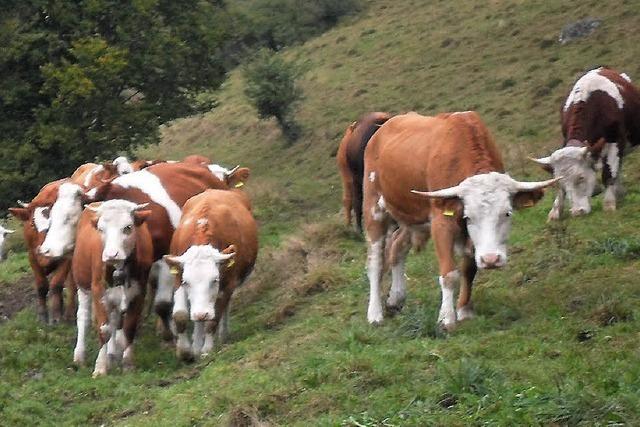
top-left (244, 49), bottom-right (303, 140)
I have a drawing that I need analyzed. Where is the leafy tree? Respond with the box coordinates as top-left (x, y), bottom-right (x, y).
top-left (0, 0), bottom-right (231, 211)
top-left (243, 49), bottom-right (303, 141)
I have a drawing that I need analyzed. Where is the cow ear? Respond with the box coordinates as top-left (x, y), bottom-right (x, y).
top-left (163, 255), bottom-right (182, 270)
top-left (8, 207), bottom-right (30, 222)
top-left (513, 189), bottom-right (545, 210)
top-left (133, 210), bottom-right (152, 226)
top-left (227, 167), bottom-right (250, 188)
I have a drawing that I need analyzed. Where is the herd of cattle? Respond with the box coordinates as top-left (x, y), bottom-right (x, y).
top-left (0, 66), bottom-right (638, 377)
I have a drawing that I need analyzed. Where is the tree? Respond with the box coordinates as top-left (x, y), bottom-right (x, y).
top-left (243, 49), bottom-right (303, 141)
top-left (0, 0), bottom-right (232, 211)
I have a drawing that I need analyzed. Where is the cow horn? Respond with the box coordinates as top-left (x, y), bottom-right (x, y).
top-left (86, 205), bottom-right (101, 213)
top-left (17, 200), bottom-right (29, 208)
top-left (528, 156), bottom-right (552, 166)
top-left (411, 185), bottom-right (462, 198)
top-left (513, 177), bottom-right (562, 192)
top-left (134, 203), bottom-right (149, 211)
top-left (214, 251), bottom-right (235, 261)
top-left (225, 165), bottom-right (240, 177)
top-left (163, 254), bottom-right (182, 268)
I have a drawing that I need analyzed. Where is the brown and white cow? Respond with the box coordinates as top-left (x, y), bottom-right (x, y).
top-left (363, 112), bottom-right (558, 330)
top-left (72, 200), bottom-right (153, 377)
top-left (0, 225), bottom-right (14, 261)
top-left (164, 189), bottom-right (258, 361)
top-left (532, 67), bottom-right (640, 218)
top-left (337, 112), bottom-right (392, 232)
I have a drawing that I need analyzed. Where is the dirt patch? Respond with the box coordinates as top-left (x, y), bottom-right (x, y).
top-left (0, 275), bottom-right (34, 321)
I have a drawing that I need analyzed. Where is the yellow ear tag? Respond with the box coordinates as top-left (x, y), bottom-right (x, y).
top-left (169, 266), bottom-right (179, 275)
top-left (443, 210), bottom-right (455, 217)
top-left (234, 182), bottom-right (244, 188)
top-left (227, 259), bottom-right (235, 268)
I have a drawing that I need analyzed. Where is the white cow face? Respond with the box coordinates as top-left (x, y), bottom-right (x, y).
top-left (0, 225), bottom-right (14, 261)
top-left (207, 164), bottom-right (239, 182)
top-left (89, 200), bottom-right (149, 264)
top-left (164, 245), bottom-right (235, 322)
top-left (113, 156), bottom-right (134, 175)
top-left (532, 147), bottom-right (597, 216)
top-left (413, 172), bottom-right (559, 269)
top-left (39, 183), bottom-right (85, 259)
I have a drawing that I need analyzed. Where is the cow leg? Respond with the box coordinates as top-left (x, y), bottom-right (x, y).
top-left (431, 216), bottom-right (460, 331)
top-left (48, 260), bottom-right (71, 325)
top-left (206, 290), bottom-right (234, 355)
top-left (353, 177), bottom-right (364, 233)
top-left (217, 304), bottom-right (230, 344)
top-left (92, 301), bottom-right (111, 378)
top-left (64, 275), bottom-right (77, 323)
top-left (385, 227), bottom-right (412, 314)
top-left (172, 286), bottom-right (192, 361)
top-left (153, 262), bottom-right (175, 342)
top-left (73, 288), bottom-right (91, 365)
top-left (191, 321), bottom-right (205, 358)
top-left (547, 188), bottom-right (565, 221)
top-left (33, 272), bottom-right (49, 324)
top-left (602, 143), bottom-right (621, 211)
top-left (340, 171), bottom-right (354, 228)
top-left (121, 292), bottom-right (145, 371)
top-left (456, 251), bottom-right (477, 321)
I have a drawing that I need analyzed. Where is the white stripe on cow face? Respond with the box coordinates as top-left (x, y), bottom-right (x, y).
top-left (167, 245), bottom-right (234, 322)
top-left (563, 67), bottom-right (624, 111)
top-left (33, 207), bottom-right (51, 233)
top-left (39, 183), bottom-right (84, 258)
top-left (545, 147), bottom-right (597, 216)
top-left (112, 169), bottom-right (182, 228)
top-left (92, 200), bottom-right (145, 264)
top-left (113, 156), bottom-right (134, 175)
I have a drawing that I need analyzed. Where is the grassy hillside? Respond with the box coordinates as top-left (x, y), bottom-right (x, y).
top-left (3, 0), bottom-right (640, 425)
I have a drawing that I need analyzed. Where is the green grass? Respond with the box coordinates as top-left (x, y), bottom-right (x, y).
top-left (4, 0), bottom-right (640, 424)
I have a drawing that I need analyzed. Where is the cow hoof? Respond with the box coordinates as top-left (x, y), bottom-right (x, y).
top-left (92, 369), bottom-right (107, 378)
top-left (177, 348), bottom-right (194, 363)
top-left (456, 306), bottom-right (474, 321)
top-left (437, 320), bottom-right (456, 334)
top-left (547, 210), bottom-right (560, 222)
top-left (384, 301), bottom-right (404, 317)
top-left (37, 311), bottom-right (48, 324)
top-left (161, 328), bottom-right (174, 342)
top-left (367, 313), bottom-right (384, 325)
top-left (603, 202), bottom-right (617, 212)
top-left (73, 352), bottom-right (85, 366)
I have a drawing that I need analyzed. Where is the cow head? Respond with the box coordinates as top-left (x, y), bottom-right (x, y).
top-left (412, 172), bottom-right (559, 269)
top-left (88, 200), bottom-right (151, 265)
top-left (531, 143), bottom-right (602, 216)
top-left (207, 164), bottom-right (251, 188)
top-left (39, 183), bottom-right (89, 259)
top-left (0, 225), bottom-right (14, 261)
top-left (164, 245), bottom-right (235, 321)
top-left (112, 156), bottom-right (134, 175)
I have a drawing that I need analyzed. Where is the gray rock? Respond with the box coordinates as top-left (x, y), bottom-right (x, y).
top-left (559, 18), bottom-right (602, 44)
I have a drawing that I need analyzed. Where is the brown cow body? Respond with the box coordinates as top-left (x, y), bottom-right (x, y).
top-left (337, 112), bottom-right (392, 232)
top-left (165, 189), bottom-right (258, 360)
top-left (72, 201), bottom-right (153, 376)
top-left (534, 67), bottom-right (640, 218)
top-left (363, 112), bottom-right (556, 329)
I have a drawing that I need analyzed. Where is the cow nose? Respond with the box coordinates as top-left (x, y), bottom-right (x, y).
top-left (102, 250), bottom-right (121, 262)
top-left (571, 207), bottom-right (587, 216)
top-left (39, 246), bottom-right (49, 256)
top-left (480, 253), bottom-right (502, 269)
top-left (193, 312), bottom-right (211, 322)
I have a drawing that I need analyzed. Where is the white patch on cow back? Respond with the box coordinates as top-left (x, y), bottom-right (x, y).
top-left (452, 111), bottom-right (472, 115)
top-left (83, 165), bottom-right (104, 187)
top-left (113, 170), bottom-right (182, 228)
top-left (621, 73), bottom-right (632, 82)
top-left (33, 207), bottom-right (51, 233)
top-left (563, 68), bottom-right (624, 111)
top-left (369, 171), bottom-right (376, 182)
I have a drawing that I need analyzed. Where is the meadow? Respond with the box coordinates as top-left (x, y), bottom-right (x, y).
top-left (2, 0), bottom-right (640, 425)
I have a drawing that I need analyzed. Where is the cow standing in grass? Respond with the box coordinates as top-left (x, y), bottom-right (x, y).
top-left (337, 112), bottom-right (392, 232)
top-left (0, 225), bottom-right (14, 261)
top-left (363, 111), bottom-right (558, 330)
top-left (532, 67), bottom-right (640, 218)
top-left (72, 200), bottom-right (153, 377)
top-left (164, 190), bottom-right (258, 361)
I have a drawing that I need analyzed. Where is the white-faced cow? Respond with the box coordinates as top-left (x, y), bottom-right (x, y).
top-left (363, 112), bottom-right (558, 330)
top-left (0, 225), bottom-right (14, 261)
top-left (164, 189), bottom-right (258, 361)
top-left (72, 200), bottom-right (153, 377)
top-left (532, 67), bottom-right (640, 219)
top-left (337, 112), bottom-right (392, 232)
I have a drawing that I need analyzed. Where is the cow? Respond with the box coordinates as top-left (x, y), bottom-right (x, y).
top-left (72, 200), bottom-right (153, 377)
top-left (183, 155), bottom-right (212, 166)
top-left (531, 67), bottom-right (640, 219)
top-left (40, 161), bottom-right (245, 338)
top-left (363, 111), bottom-right (559, 330)
top-left (0, 225), bottom-right (14, 261)
top-left (337, 112), bottom-right (392, 232)
top-left (164, 189), bottom-right (258, 361)
top-left (7, 163), bottom-right (101, 324)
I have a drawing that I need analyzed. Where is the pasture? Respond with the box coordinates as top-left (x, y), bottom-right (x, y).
top-left (2, 0), bottom-right (640, 425)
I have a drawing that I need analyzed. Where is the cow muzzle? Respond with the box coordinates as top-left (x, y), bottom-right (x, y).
top-left (38, 244), bottom-right (70, 259)
top-left (191, 310), bottom-right (214, 322)
top-left (478, 253), bottom-right (505, 269)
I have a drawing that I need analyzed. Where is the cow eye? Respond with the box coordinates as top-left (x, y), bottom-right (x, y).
top-left (505, 211), bottom-right (512, 217)
top-left (123, 225), bottom-right (133, 234)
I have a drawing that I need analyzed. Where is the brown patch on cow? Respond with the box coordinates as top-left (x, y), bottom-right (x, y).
top-left (0, 275), bottom-right (36, 321)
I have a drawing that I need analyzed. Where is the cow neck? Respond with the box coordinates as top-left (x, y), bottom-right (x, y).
top-left (463, 118), bottom-right (500, 176)
top-left (564, 103), bottom-right (588, 145)
top-left (565, 139), bottom-right (589, 148)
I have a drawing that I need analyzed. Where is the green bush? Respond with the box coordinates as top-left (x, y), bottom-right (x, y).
top-left (243, 49), bottom-right (303, 141)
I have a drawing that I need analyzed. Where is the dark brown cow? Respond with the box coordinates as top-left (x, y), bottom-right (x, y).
top-left (363, 112), bottom-right (558, 330)
top-left (164, 189), bottom-right (258, 360)
top-left (532, 67), bottom-right (640, 218)
top-left (8, 163), bottom-right (106, 323)
top-left (337, 112), bottom-right (392, 232)
top-left (71, 200), bottom-right (153, 377)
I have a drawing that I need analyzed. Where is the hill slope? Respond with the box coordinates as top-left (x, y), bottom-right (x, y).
top-left (3, 0), bottom-right (640, 425)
